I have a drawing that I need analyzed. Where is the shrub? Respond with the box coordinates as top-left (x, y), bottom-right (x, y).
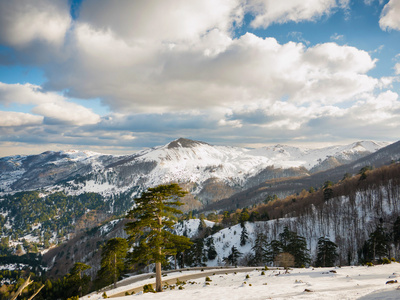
top-left (179, 286), bottom-right (184, 290)
top-left (264, 266), bottom-right (269, 270)
top-left (382, 257), bottom-right (391, 265)
top-left (205, 276), bottom-right (212, 282)
top-left (261, 271), bottom-right (265, 275)
top-left (245, 274), bottom-right (250, 279)
top-left (391, 257), bottom-right (396, 262)
top-left (143, 284), bottom-right (156, 293)
top-left (102, 292), bottom-right (108, 298)
top-left (366, 262), bottom-right (374, 267)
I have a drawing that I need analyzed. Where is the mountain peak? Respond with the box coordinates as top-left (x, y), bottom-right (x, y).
top-left (167, 138), bottom-right (209, 149)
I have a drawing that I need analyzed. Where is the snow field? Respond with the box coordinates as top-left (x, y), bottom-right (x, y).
top-left (81, 264), bottom-right (400, 300)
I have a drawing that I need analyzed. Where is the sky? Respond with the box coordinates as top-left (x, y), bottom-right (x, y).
top-left (0, 0), bottom-right (400, 156)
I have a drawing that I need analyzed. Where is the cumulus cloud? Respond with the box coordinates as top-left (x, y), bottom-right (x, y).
top-left (0, 111), bottom-right (43, 127)
top-left (247, 0), bottom-right (343, 28)
top-left (50, 32), bottom-right (377, 112)
top-left (380, 0), bottom-right (400, 31)
top-left (78, 0), bottom-right (243, 43)
top-left (0, 82), bottom-right (100, 126)
top-left (0, 0), bottom-right (71, 47)
top-left (0, 0), bottom-right (398, 154)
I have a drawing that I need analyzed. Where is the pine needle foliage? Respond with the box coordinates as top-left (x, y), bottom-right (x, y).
top-left (125, 184), bottom-right (192, 292)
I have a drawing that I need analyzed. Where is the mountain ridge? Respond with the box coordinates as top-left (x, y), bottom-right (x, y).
top-left (0, 138), bottom-right (390, 207)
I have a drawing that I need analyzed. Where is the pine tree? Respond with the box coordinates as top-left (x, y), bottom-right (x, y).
top-left (125, 184), bottom-right (192, 292)
top-left (97, 238), bottom-right (128, 289)
top-left (169, 234), bottom-right (193, 269)
top-left (223, 246), bottom-right (242, 266)
top-left (67, 262), bottom-right (91, 297)
top-left (266, 239), bottom-right (283, 263)
top-left (206, 237), bottom-right (218, 260)
top-left (367, 226), bottom-right (389, 262)
top-left (268, 227), bottom-right (310, 267)
top-left (240, 225), bottom-right (248, 246)
top-left (184, 238), bottom-right (207, 266)
top-left (251, 232), bottom-right (268, 265)
top-left (316, 237), bottom-right (338, 267)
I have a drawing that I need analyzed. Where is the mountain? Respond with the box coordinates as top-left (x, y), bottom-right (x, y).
top-left (0, 138), bottom-right (388, 208)
top-left (203, 139), bottom-right (400, 212)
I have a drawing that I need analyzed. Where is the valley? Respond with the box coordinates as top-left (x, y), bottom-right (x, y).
top-left (0, 138), bottom-right (400, 300)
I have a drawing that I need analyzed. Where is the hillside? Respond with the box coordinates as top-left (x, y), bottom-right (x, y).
top-left (36, 162), bottom-right (400, 280)
top-left (1, 160), bottom-right (400, 300)
top-left (203, 140), bottom-right (400, 212)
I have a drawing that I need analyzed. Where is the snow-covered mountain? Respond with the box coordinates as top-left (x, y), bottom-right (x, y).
top-left (0, 138), bottom-right (388, 206)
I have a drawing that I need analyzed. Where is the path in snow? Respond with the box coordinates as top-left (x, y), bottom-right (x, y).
top-left (81, 263), bottom-right (400, 300)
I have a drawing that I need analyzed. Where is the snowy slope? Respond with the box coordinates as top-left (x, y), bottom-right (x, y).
top-left (81, 264), bottom-right (400, 300)
top-left (174, 219), bottom-right (215, 239)
top-left (248, 141), bottom-right (387, 170)
top-left (0, 138), bottom-right (389, 199)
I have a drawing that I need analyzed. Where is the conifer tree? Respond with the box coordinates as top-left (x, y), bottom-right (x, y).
top-left (316, 237), bottom-right (338, 267)
top-left (184, 238), bottom-right (207, 266)
top-left (224, 246), bottom-right (242, 266)
top-left (206, 237), bottom-right (218, 260)
top-left (251, 232), bottom-right (268, 265)
top-left (125, 184), bottom-right (192, 292)
top-left (266, 239), bottom-right (283, 263)
top-left (240, 225), bottom-right (249, 246)
top-left (97, 238), bottom-right (128, 289)
top-left (267, 227), bottom-right (310, 267)
top-left (367, 226), bottom-right (389, 262)
top-left (67, 262), bottom-right (91, 297)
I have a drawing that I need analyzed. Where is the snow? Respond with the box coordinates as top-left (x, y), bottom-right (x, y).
top-left (0, 263), bottom-right (28, 271)
top-left (0, 139), bottom-right (389, 198)
top-left (100, 219), bottom-right (121, 235)
top-left (174, 219), bottom-right (215, 238)
top-left (80, 264), bottom-right (400, 300)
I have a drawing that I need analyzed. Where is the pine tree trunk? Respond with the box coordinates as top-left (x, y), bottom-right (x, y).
top-left (155, 261), bottom-right (162, 292)
top-left (174, 254), bottom-right (177, 270)
top-left (156, 216), bottom-right (163, 292)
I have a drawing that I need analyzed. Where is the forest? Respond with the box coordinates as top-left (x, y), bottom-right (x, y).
top-left (1, 163), bottom-right (400, 299)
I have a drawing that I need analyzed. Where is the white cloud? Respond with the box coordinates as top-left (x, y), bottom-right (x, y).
top-left (380, 0), bottom-right (400, 31)
top-left (0, 111), bottom-right (43, 127)
top-left (0, 0), bottom-right (71, 47)
top-left (78, 0), bottom-right (244, 42)
top-left (247, 0), bottom-right (339, 28)
top-left (330, 33), bottom-right (344, 41)
top-left (0, 0), bottom-right (398, 152)
top-left (0, 82), bottom-right (100, 126)
top-left (46, 29), bottom-right (378, 113)
top-left (33, 102), bottom-right (101, 126)
top-left (395, 63), bottom-right (400, 75)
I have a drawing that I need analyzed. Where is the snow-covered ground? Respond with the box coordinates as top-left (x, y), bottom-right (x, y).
top-left (81, 263), bottom-right (400, 300)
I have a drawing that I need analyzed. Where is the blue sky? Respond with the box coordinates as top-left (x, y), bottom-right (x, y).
top-left (0, 0), bottom-right (400, 156)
